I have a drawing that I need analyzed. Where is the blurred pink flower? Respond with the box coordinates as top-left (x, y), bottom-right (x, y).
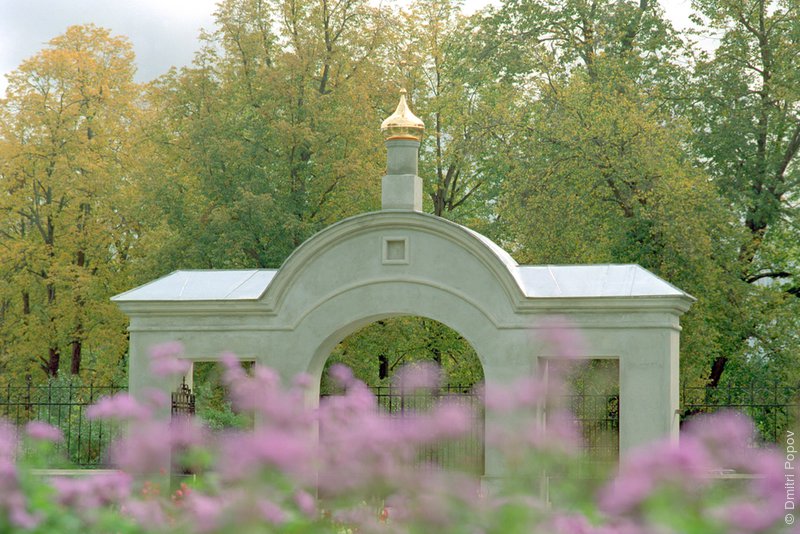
top-left (143, 389), bottom-right (169, 410)
top-left (400, 400), bottom-right (472, 444)
top-left (0, 457), bottom-right (40, 529)
top-left (294, 489), bottom-right (315, 518)
top-left (529, 410), bottom-right (582, 453)
top-left (184, 493), bottom-right (224, 533)
top-left (428, 400), bottom-right (472, 439)
top-left (749, 448), bottom-right (789, 506)
top-left (121, 498), bottom-right (167, 529)
top-left (24, 421), bottom-right (62, 442)
top-left (535, 317), bottom-right (587, 361)
top-left (550, 513), bottom-right (593, 534)
top-left (149, 341), bottom-right (190, 378)
top-left (711, 500), bottom-right (782, 533)
top-left (150, 357), bottom-right (191, 378)
top-left (599, 436), bottom-right (713, 516)
top-left (598, 471), bottom-right (654, 516)
top-left (483, 376), bottom-right (549, 412)
top-left (218, 428), bottom-right (315, 481)
top-left (51, 472), bottom-right (132, 512)
top-left (684, 410), bottom-right (755, 467)
top-left (328, 364), bottom-right (354, 387)
top-left (86, 393), bottom-right (150, 421)
top-left (392, 362), bottom-right (441, 393)
top-left (292, 373), bottom-right (313, 389)
top-left (149, 341), bottom-right (184, 360)
top-left (258, 498), bottom-right (287, 525)
top-left (110, 420), bottom-right (172, 474)
top-left (0, 420), bottom-right (17, 458)
top-left (169, 415), bottom-right (208, 450)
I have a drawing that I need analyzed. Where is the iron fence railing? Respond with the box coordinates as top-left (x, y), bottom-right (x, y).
top-left (370, 385), bottom-right (485, 475)
top-left (172, 378), bottom-right (196, 417)
top-left (0, 381), bottom-right (125, 466)
top-left (681, 383), bottom-right (800, 443)
top-left (3, 379), bottom-right (797, 470)
top-left (563, 393), bottom-right (619, 460)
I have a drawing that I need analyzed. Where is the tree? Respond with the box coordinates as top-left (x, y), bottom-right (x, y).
top-left (472, 0), bottom-right (799, 388)
top-left (476, 0), bottom-right (684, 85)
top-left (687, 0), bottom-right (800, 385)
top-left (139, 0), bottom-right (394, 272)
top-left (0, 25), bottom-right (141, 381)
top-left (497, 58), bottom-right (742, 387)
top-left (322, 316), bottom-right (484, 393)
top-left (387, 0), bottom-right (522, 225)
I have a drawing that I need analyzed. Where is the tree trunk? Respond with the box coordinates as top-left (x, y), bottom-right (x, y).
top-left (70, 339), bottom-right (82, 375)
top-left (44, 347), bottom-right (60, 377)
top-left (707, 356), bottom-right (727, 388)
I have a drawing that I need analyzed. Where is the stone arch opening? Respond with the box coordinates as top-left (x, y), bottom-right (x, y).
top-left (320, 316), bottom-right (485, 393)
top-left (318, 315), bottom-right (486, 475)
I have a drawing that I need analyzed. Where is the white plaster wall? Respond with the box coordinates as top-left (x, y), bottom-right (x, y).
top-left (118, 211), bottom-right (690, 476)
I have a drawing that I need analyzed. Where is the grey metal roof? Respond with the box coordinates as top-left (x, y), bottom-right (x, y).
top-left (112, 270), bottom-right (277, 301)
top-left (516, 264), bottom-right (687, 298)
top-left (112, 264), bottom-right (686, 302)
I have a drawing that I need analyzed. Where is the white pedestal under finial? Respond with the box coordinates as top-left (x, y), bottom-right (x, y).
top-left (383, 139), bottom-right (423, 211)
top-left (381, 90), bottom-right (425, 212)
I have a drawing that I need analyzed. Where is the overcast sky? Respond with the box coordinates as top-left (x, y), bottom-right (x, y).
top-left (0, 0), bottom-right (695, 95)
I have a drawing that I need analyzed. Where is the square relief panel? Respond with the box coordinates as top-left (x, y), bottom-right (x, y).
top-left (382, 237), bottom-right (409, 265)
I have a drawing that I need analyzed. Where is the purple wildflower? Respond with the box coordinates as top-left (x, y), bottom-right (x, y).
top-left (294, 490), bottom-right (315, 518)
top-left (534, 317), bottom-right (587, 361)
top-left (184, 493), bottom-right (224, 533)
top-left (51, 472), bottom-right (132, 512)
top-left (86, 393), bottom-right (150, 421)
top-left (392, 362), bottom-right (442, 393)
top-left (217, 428), bottom-right (315, 482)
top-left (599, 436), bottom-right (714, 516)
top-left (257, 498), bottom-right (287, 525)
top-left (24, 421), bottom-right (63, 442)
top-left (550, 513), bottom-right (593, 534)
top-left (169, 415), bottom-right (208, 450)
top-left (328, 363), bottom-right (354, 387)
top-left (292, 373), bottom-right (313, 389)
top-left (0, 454), bottom-right (39, 529)
top-left (711, 500), bottom-right (782, 533)
top-left (121, 498), bottom-right (167, 529)
top-left (0, 420), bottom-right (17, 458)
top-left (149, 341), bottom-right (190, 378)
top-left (110, 420), bottom-right (172, 474)
top-left (149, 341), bottom-right (184, 360)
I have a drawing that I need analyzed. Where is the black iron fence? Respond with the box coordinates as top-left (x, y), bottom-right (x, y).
top-left (172, 379), bottom-right (196, 417)
top-left (681, 383), bottom-right (800, 444)
top-left (0, 381), bottom-right (125, 466)
top-left (564, 393), bottom-right (619, 460)
top-left (3, 379), bottom-right (797, 469)
top-left (371, 385), bottom-right (485, 475)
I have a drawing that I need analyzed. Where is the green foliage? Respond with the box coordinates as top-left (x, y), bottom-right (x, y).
top-left (322, 317), bottom-right (484, 393)
top-left (682, 0), bottom-right (800, 384)
top-left (192, 362), bottom-right (253, 431)
top-left (136, 0), bottom-right (393, 273)
top-left (0, 0), bottom-right (798, 393)
top-left (0, 25), bottom-right (143, 381)
top-left (498, 62), bottom-right (744, 386)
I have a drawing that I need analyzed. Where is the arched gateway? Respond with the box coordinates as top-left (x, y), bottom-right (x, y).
top-left (113, 91), bottom-right (693, 480)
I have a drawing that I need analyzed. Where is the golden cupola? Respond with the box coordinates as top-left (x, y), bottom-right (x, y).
top-left (381, 89), bottom-right (425, 142)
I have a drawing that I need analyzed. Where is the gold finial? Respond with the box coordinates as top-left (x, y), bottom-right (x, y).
top-left (381, 88), bottom-right (424, 141)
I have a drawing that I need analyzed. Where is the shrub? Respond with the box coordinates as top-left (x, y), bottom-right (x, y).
top-left (0, 341), bottom-right (794, 533)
